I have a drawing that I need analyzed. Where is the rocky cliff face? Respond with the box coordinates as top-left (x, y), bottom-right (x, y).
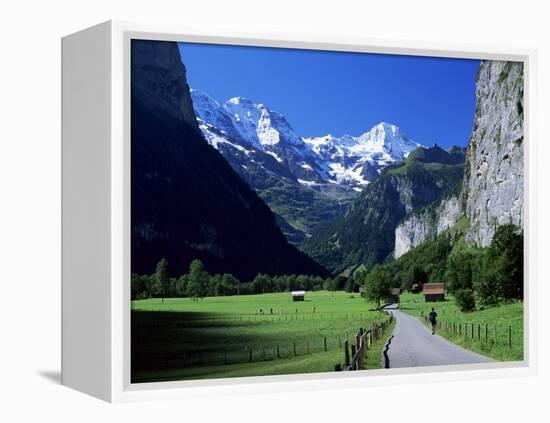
top-left (463, 61), bottom-right (524, 246)
top-left (394, 195), bottom-right (462, 258)
top-left (392, 61), bottom-right (524, 257)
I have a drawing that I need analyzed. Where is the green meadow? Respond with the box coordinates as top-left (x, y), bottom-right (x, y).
top-left (398, 293), bottom-right (523, 361)
top-left (131, 291), bottom-right (393, 383)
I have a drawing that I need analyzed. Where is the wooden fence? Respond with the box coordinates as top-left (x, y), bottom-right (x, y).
top-left (423, 316), bottom-right (514, 348)
top-left (134, 312), bottom-right (395, 371)
top-left (136, 332), bottom-right (360, 370)
top-left (336, 313), bottom-right (394, 371)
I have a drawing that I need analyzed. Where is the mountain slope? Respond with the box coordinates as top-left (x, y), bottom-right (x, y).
top-left (191, 89), bottom-right (354, 243)
top-left (301, 146), bottom-right (465, 273)
top-left (131, 39), bottom-right (328, 280)
top-left (191, 90), bottom-right (425, 243)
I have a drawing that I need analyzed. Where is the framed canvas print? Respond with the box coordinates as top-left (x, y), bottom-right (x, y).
top-left (61, 21), bottom-right (537, 402)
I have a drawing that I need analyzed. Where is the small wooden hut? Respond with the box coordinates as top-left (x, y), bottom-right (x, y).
top-left (291, 290), bottom-right (305, 301)
top-left (422, 283), bottom-right (445, 302)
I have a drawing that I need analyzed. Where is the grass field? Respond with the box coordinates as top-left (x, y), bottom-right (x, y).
top-left (398, 293), bottom-right (523, 361)
top-left (131, 291), bottom-right (393, 383)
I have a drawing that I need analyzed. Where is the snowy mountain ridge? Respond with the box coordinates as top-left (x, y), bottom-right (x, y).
top-left (191, 89), bottom-right (425, 190)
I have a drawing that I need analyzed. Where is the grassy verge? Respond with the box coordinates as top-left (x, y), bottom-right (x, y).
top-left (365, 317), bottom-right (396, 370)
top-left (398, 293), bottom-right (523, 361)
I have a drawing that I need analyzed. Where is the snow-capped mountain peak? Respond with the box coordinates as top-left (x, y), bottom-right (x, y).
top-left (355, 122), bottom-right (420, 159)
top-left (223, 96), bottom-right (305, 148)
top-left (190, 89), bottom-right (426, 191)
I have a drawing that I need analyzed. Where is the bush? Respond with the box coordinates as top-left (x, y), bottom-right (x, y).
top-left (454, 288), bottom-right (476, 312)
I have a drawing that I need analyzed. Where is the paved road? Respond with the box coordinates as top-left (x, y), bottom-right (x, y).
top-left (384, 306), bottom-right (495, 368)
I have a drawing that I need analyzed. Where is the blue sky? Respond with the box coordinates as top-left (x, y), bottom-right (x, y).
top-left (178, 42), bottom-right (479, 148)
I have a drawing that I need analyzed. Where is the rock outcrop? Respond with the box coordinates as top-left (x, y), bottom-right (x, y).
top-left (462, 61), bottom-right (524, 246)
top-left (394, 195), bottom-right (462, 258)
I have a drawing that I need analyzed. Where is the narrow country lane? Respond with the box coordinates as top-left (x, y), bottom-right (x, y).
top-left (384, 306), bottom-right (495, 368)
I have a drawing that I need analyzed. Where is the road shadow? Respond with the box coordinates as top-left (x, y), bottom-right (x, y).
top-left (37, 370), bottom-right (61, 384)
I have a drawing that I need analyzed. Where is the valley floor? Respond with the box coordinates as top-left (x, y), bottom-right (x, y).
top-left (131, 291), bottom-right (393, 383)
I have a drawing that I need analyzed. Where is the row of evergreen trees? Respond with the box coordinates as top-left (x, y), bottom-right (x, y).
top-left (358, 224), bottom-right (523, 311)
top-left (131, 258), bottom-right (344, 301)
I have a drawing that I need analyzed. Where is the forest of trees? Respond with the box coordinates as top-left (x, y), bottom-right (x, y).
top-left (131, 258), bottom-right (347, 301)
top-left (359, 224), bottom-right (524, 311)
top-left (132, 224), bottom-right (523, 313)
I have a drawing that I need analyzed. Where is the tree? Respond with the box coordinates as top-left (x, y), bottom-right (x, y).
top-left (209, 274), bottom-right (223, 296)
top-left (220, 273), bottom-right (240, 296)
top-left (131, 273), bottom-right (148, 300)
top-left (411, 266), bottom-right (428, 286)
top-left (175, 275), bottom-right (188, 297)
top-left (186, 259), bottom-right (210, 301)
top-left (445, 250), bottom-right (475, 292)
top-left (155, 258), bottom-right (169, 303)
top-left (252, 273), bottom-right (271, 294)
top-left (323, 278), bottom-right (337, 295)
top-left (346, 268), bottom-right (366, 293)
top-left (296, 274), bottom-right (309, 291)
top-left (473, 225), bottom-right (524, 306)
top-left (363, 265), bottom-right (392, 308)
top-left (454, 288), bottom-right (476, 312)
top-left (489, 225), bottom-right (523, 300)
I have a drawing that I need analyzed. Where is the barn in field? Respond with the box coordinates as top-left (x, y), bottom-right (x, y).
top-left (423, 283), bottom-right (445, 302)
top-left (291, 290), bottom-right (305, 301)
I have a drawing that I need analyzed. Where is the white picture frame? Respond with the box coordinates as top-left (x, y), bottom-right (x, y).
top-left (61, 20), bottom-right (538, 403)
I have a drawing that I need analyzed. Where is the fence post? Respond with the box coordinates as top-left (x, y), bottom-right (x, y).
top-left (471, 323), bottom-right (474, 339)
top-left (477, 324), bottom-right (480, 340)
top-left (494, 325), bottom-right (497, 344)
top-left (293, 340), bottom-right (297, 356)
top-left (508, 326), bottom-right (512, 348)
top-left (485, 323), bottom-right (488, 342)
top-left (324, 337), bottom-right (328, 352)
top-left (224, 348), bottom-right (227, 365)
top-left (249, 347), bottom-right (252, 362)
top-left (277, 344), bottom-right (280, 359)
top-left (344, 340), bottom-right (350, 368)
